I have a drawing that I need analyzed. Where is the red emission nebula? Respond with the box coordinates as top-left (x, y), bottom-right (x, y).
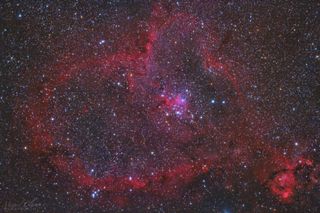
top-left (15, 3), bottom-right (318, 210)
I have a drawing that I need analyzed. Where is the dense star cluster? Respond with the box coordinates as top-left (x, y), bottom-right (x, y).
top-left (1, 1), bottom-right (319, 212)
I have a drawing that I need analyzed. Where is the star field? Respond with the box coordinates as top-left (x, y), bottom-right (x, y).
top-left (0, 1), bottom-right (319, 212)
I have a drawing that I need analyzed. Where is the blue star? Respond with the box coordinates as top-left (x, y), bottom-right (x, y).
top-left (99, 39), bottom-right (106, 45)
top-left (91, 190), bottom-right (100, 199)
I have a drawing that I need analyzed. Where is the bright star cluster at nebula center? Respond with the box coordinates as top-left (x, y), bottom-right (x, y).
top-left (1, 1), bottom-right (319, 212)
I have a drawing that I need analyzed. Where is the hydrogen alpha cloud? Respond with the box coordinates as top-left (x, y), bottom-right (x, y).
top-left (1, 1), bottom-right (319, 212)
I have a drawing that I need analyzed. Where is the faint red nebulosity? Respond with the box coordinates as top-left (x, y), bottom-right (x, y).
top-left (15, 1), bottom-right (318, 209)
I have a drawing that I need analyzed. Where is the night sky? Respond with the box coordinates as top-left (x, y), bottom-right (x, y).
top-left (1, 1), bottom-right (319, 212)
